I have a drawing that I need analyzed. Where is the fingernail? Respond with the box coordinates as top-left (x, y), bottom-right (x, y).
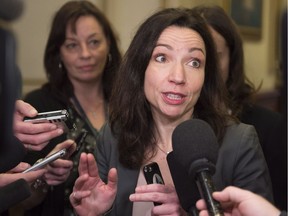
top-left (57, 128), bottom-right (64, 134)
top-left (50, 124), bottom-right (57, 129)
top-left (20, 162), bottom-right (30, 169)
top-left (29, 109), bottom-right (38, 116)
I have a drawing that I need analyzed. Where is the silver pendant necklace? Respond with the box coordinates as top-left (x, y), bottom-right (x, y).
top-left (157, 145), bottom-right (170, 155)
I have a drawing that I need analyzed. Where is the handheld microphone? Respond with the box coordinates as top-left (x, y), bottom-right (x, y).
top-left (169, 119), bottom-right (223, 216)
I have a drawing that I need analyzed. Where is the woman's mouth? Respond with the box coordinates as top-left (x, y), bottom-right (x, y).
top-left (78, 65), bottom-right (94, 71)
top-left (162, 92), bottom-right (186, 105)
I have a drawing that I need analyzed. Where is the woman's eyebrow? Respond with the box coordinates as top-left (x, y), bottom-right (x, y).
top-left (155, 43), bottom-right (172, 50)
top-left (189, 47), bottom-right (205, 55)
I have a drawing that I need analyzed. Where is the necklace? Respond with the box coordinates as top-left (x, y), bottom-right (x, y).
top-left (89, 111), bottom-right (97, 119)
top-left (157, 145), bottom-right (171, 155)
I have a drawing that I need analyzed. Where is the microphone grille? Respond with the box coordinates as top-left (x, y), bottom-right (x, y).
top-left (172, 119), bottom-right (219, 167)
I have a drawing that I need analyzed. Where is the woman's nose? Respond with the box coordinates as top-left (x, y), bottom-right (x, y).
top-left (79, 44), bottom-right (92, 58)
top-left (168, 62), bottom-right (186, 84)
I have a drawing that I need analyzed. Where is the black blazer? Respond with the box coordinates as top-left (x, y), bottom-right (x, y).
top-left (240, 103), bottom-right (287, 210)
top-left (96, 122), bottom-right (273, 215)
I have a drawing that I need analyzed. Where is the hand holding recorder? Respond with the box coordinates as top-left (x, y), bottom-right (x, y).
top-left (22, 139), bottom-right (77, 186)
top-left (0, 163), bottom-right (46, 187)
top-left (42, 139), bottom-right (76, 185)
top-left (13, 100), bottom-right (65, 151)
top-left (0, 139), bottom-right (76, 188)
top-left (23, 109), bottom-right (76, 132)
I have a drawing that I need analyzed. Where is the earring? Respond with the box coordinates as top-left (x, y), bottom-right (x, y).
top-left (58, 62), bottom-right (62, 69)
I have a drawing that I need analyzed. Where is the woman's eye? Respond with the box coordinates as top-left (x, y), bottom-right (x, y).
top-left (155, 54), bottom-right (166, 63)
top-left (66, 43), bottom-right (77, 50)
top-left (89, 39), bottom-right (99, 48)
top-left (189, 59), bottom-right (201, 68)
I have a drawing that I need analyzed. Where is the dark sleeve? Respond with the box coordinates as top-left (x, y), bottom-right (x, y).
top-left (95, 123), bottom-right (116, 216)
top-left (215, 124), bottom-right (274, 203)
top-left (233, 125), bottom-right (273, 202)
top-left (240, 105), bottom-right (287, 210)
top-left (95, 123), bottom-right (116, 182)
top-left (24, 87), bottom-right (64, 112)
top-left (95, 123), bottom-right (137, 216)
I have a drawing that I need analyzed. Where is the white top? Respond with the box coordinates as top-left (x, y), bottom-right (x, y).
top-left (132, 169), bottom-right (154, 216)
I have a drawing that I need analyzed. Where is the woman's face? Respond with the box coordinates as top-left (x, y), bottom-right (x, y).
top-left (144, 26), bottom-right (206, 122)
top-left (209, 27), bottom-right (230, 83)
top-left (60, 15), bottom-right (109, 84)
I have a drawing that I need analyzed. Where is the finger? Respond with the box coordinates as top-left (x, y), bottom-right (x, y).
top-left (196, 199), bottom-right (207, 210)
top-left (23, 169), bottom-right (46, 183)
top-left (15, 100), bottom-right (38, 117)
top-left (5, 169), bottom-right (46, 185)
top-left (47, 159), bottom-right (73, 170)
top-left (45, 178), bottom-right (68, 186)
top-left (78, 153), bottom-right (89, 176)
top-left (24, 142), bottom-right (49, 151)
top-left (44, 167), bottom-right (71, 185)
top-left (151, 203), bottom-right (180, 215)
top-left (45, 162), bottom-right (72, 182)
top-left (45, 168), bottom-right (72, 180)
top-left (47, 140), bottom-right (75, 156)
top-left (8, 162), bottom-right (30, 173)
top-left (199, 210), bottom-right (210, 216)
top-left (44, 173), bottom-right (69, 182)
top-left (129, 192), bottom-right (147, 202)
top-left (65, 141), bottom-right (77, 158)
top-left (70, 190), bottom-right (91, 206)
top-left (213, 186), bottom-right (247, 203)
top-left (131, 185), bottom-right (177, 205)
top-left (107, 168), bottom-right (118, 189)
top-left (135, 183), bottom-right (169, 193)
top-left (45, 165), bottom-right (71, 176)
top-left (73, 174), bottom-right (89, 191)
top-left (15, 128), bottom-right (63, 145)
top-left (87, 153), bottom-right (98, 177)
top-left (14, 121), bottom-right (58, 134)
top-left (0, 168), bottom-right (45, 186)
top-left (130, 191), bottom-right (161, 203)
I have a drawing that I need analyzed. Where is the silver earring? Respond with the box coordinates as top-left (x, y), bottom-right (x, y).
top-left (58, 62), bottom-right (62, 69)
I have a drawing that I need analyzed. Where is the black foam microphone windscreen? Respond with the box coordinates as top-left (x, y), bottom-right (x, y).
top-left (0, 178), bottom-right (31, 212)
top-left (171, 119), bottom-right (218, 171)
top-left (169, 119), bottom-right (222, 215)
top-left (167, 151), bottom-right (200, 214)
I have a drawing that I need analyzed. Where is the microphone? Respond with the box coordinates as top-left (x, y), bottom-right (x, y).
top-left (0, 178), bottom-right (31, 212)
top-left (167, 151), bottom-right (200, 214)
top-left (169, 119), bottom-right (223, 216)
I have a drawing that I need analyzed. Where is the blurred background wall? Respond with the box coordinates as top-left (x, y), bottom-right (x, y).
top-left (7, 0), bottom-right (287, 112)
